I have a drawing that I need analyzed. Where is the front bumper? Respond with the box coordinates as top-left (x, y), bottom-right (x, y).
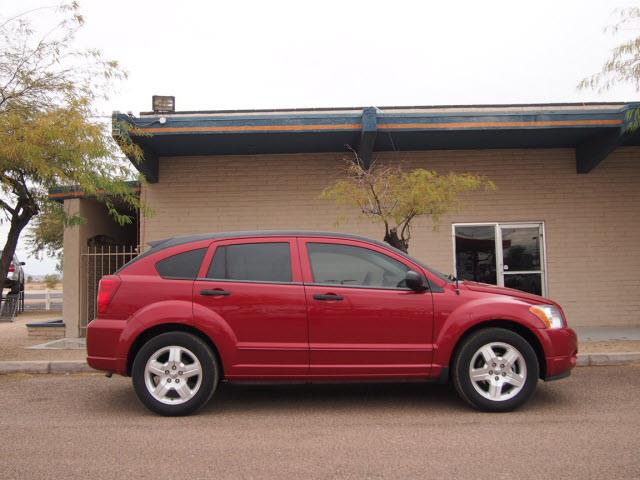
top-left (86, 319), bottom-right (128, 375)
top-left (542, 327), bottom-right (578, 380)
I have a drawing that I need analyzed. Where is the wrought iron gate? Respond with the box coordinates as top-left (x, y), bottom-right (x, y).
top-left (80, 245), bottom-right (138, 336)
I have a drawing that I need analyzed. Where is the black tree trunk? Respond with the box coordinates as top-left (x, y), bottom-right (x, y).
top-left (0, 198), bottom-right (37, 303)
top-left (383, 228), bottom-right (409, 253)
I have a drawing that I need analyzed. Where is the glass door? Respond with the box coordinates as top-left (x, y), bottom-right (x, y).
top-left (454, 223), bottom-right (546, 296)
top-left (454, 225), bottom-right (497, 285)
top-left (498, 224), bottom-right (545, 296)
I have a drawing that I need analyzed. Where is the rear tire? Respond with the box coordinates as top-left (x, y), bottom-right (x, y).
top-left (132, 332), bottom-right (219, 416)
top-left (452, 328), bottom-right (539, 412)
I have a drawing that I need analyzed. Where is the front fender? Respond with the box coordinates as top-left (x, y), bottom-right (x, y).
top-left (433, 296), bottom-right (547, 369)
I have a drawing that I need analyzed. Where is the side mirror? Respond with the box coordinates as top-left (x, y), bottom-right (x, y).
top-left (19, 262), bottom-right (25, 266)
top-left (405, 270), bottom-right (428, 292)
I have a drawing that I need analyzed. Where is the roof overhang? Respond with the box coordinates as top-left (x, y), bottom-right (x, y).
top-left (113, 102), bottom-right (640, 183)
top-left (48, 180), bottom-right (141, 203)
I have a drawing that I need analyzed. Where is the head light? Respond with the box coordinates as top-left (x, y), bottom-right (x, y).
top-left (529, 305), bottom-right (566, 329)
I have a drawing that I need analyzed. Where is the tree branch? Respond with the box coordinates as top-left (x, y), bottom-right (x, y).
top-left (0, 197), bottom-right (16, 215)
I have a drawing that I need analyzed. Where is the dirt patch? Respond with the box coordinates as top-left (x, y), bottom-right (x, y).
top-left (0, 312), bottom-right (86, 362)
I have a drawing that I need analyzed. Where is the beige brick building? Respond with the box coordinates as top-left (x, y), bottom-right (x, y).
top-left (55, 102), bottom-right (640, 336)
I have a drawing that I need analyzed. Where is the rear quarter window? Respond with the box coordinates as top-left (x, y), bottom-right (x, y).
top-left (156, 248), bottom-right (207, 279)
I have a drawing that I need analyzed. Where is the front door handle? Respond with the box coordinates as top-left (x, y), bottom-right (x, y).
top-left (200, 289), bottom-right (231, 297)
top-left (313, 293), bottom-right (344, 301)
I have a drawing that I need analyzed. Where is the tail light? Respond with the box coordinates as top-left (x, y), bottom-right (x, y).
top-left (97, 275), bottom-right (121, 315)
top-left (8, 262), bottom-right (15, 273)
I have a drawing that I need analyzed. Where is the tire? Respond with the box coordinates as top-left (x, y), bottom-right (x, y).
top-left (132, 332), bottom-right (219, 416)
top-left (452, 328), bottom-right (539, 412)
top-left (9, 282), bottom-right (19, 295)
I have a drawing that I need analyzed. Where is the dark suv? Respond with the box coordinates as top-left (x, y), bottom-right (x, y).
top-left (87, 231), bottom-right (577, 416)
top-left (1, 250), bottom-right (25, 294)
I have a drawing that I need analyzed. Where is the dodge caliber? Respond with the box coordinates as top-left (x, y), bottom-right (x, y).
top-left (87, 231), bottom-right (577, 416)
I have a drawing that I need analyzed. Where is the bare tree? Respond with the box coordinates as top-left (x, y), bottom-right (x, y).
top-left (321, 154), bottom-right (495, 253)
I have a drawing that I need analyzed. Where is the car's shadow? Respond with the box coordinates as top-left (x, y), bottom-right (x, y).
top-left (206, 381), bottom-right (462, 414)
top-left (94, 377), bottom-right (575, 417)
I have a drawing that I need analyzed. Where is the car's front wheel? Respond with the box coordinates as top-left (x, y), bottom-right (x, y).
top-left (452, 327), bottom-right (539, 412)
top-left (132, 332), bottom-right (219, 416)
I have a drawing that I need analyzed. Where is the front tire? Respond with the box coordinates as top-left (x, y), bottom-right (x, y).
top-left (452, 328), bottom-right (539, 412)
top-left (132, 332), bottom-right (219, 416)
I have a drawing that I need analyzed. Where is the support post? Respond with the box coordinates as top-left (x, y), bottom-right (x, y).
top-left (357, 107), bottom-right (378, 170)
top-left (575, 130), bottom-right (622, 174)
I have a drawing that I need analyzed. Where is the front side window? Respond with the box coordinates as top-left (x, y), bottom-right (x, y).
top-left (307, 243), bottom-right (409, 288)
top-left (156, 248), bottom-right (207, 279)
top-left (207, 242), bottom-right (292, 283)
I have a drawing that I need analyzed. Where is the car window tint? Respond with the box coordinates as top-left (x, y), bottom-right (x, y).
top-left (307, 243), bottom-right (409, 288)
top-left (207, 243), bottom-right (292, 283)
top-left (156, 248), bottom-right (206, 279)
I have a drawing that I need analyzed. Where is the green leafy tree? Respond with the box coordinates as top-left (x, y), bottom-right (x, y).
top-left (25, 202), bottom-right (72, 273)
top-left (44, 273), bottom-right (60, 290)
top-left (322, 156), bottom-right (495, 253)
top-left (0, 3), bottom-right (145, 300)
top-left (579, 7), bottom-right (640, 129)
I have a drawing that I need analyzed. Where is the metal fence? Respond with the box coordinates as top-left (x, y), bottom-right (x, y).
top-left (0, 291), bottom-right (24, 321)
top-left (24, 289), bottom-right (62, 312)
top-left (80, 245), bottom-right (139, 336)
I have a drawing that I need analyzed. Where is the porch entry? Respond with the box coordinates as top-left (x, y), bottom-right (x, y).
top-left (453, 222), bottom-right (546, 296)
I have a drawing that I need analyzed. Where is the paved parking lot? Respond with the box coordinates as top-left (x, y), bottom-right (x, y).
top-left (0, 366), bottom-right (639, 479)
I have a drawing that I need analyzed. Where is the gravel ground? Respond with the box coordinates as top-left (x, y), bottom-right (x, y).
top-left (0, 366), bottom-right (639, 479)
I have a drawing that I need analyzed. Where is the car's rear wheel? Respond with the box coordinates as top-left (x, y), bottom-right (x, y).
top-left (452, 327), bottom-right (539, 412)
top-left (132, 332), bottom-right (219, 416)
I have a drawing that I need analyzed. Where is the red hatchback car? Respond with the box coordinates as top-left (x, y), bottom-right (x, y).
top-left (87, 231), bottom-right (577, 416)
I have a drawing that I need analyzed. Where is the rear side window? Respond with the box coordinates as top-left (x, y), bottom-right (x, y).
top-left (156, 248), bottom-right (206, 279)
top-left (207, 242), bottom-right (292, 283)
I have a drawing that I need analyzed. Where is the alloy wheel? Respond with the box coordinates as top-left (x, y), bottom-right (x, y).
top-left (144, 345), bottom-right (203, 405)
top-left (468, 342), bottom-right (527, 402)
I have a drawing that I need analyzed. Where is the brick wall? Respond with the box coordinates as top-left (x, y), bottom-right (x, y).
top-left (141, 147), bottom-right (640, 327)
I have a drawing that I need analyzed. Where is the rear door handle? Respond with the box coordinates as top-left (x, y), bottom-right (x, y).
top-left (200, 289), bottom-right (231, 297)
top-left (313, 293), bottom-right (344, 301)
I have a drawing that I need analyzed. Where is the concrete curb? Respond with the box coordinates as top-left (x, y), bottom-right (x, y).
top-left (0, 353), bottom-right (639, 375)
top-left (0, 360), bottom-right (94, 375)
top-left (577, 352), bottom-right (640, 367)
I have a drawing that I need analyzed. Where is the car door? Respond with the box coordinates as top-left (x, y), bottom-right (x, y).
top-left (299, 237), bottom-right (434, 378)
top-left (193, 237), bottom-right (308, 379)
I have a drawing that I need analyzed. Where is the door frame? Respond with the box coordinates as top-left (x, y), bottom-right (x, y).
top-left (451, 221), bottom-right (548, 297)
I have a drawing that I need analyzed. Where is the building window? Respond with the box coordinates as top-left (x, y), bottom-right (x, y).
top-left (453, 223), bottom-right (546, 296)
top-left (207, 242), bottom-right (292, 283)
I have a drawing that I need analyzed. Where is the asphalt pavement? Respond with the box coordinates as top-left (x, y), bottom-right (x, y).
top-left (0, 366), bottom-right (639, 480)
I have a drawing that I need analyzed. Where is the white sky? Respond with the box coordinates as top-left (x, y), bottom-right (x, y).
top-left (1, 0), bottom-right (639, 275)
